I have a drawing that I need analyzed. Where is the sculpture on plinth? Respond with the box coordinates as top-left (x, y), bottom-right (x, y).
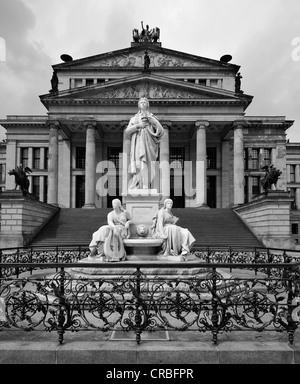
top-left (8, 164), bottom-right (32, 195)
top-left (144, 50), bottom-right (150, 71)
top-left (49, 70), bottom-right (58, 93)
top-left (88, 199), bottom-right (132, 261)
top-left (235, 72), bottom-right (243, 94)
top-left (132, 22), bottom-right (160, 43)
top-left (125, 97), bottom-right (164, 190)
top-left (261, 164), bottom-right (282, 195)
top-left (152, 199), bottom-right (196, 260)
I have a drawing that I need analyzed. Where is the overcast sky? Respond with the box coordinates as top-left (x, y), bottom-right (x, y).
top-left (0, 0), bottom-right (299, 142)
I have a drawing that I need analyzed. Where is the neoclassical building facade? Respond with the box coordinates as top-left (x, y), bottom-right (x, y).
top-left (0, 29), bottom-right (296, 214)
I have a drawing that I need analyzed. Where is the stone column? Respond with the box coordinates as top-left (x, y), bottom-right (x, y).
top-left (122, 122), bottom-right (131, 198)
top-left (28, 147), bottom-right (33, 169)
top-left (160, 123), bottom-right (170, 200)
top-left (287, 164), bottom-right (291, 183)
top-left (296, 188), bottom-right (300, 209)
top-left (233, 121), bottom-right (244, 205)
top-left (40, 147), bottom-right (45, 170)
top-left (296, 164), bottom-right (300, 183)
top-left (47, 121), bottom-right (59, 205)
top-left (83, 121), bottom-right (97, 209)
top-left (5, 140), bottom-right (17, 190)
top-left (195, 121), bottom-right (209, 207)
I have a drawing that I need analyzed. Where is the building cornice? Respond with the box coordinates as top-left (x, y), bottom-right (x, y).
top-left (41, 98), bottom-right (251, 107)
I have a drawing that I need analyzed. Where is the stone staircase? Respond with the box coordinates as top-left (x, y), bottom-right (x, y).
top-left (29, 208), bottom-right (263, 248)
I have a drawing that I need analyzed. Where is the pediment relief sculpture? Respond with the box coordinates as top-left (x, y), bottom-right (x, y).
top-left (76, 51), bottom-right (209, 69)
top-left (87, 83), bottom-right (211, 99)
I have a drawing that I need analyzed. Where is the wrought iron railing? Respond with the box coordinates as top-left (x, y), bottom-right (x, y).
top-left (0, 245), bottom-right (300, 346)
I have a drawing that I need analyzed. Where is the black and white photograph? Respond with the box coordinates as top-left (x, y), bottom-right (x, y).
top-left (0, 0), bottom-right (299, 368)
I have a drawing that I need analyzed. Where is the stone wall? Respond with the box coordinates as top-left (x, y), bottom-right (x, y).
top-left (234, 191), bottom-right (294, 249)
top-left (0, 190), bottom-right (59, 249)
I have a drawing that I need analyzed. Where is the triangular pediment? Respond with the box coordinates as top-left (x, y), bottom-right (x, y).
top-left (53, 44), bottom-right (239, 71)
top-left (41, 73), bottom-right (249, 103)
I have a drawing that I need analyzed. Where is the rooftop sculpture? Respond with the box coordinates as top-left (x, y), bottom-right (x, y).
top-left (132, 21), bottom-right (160, 43)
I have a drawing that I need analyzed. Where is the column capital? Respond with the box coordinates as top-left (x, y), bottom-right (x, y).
top-left (195, 120), bottom-right (209, 129)
top-left (46, 120), bottom-right (60, 128)
top-left (232, 120), bottom-right (245, 129)
top-left (83, 120), bottom-right (97, 128)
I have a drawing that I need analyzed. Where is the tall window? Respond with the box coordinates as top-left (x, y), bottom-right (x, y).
top-left (251, 149), bottom-right (259, 169)
top-left (263, 148), bottom-right (271, 167)
top-left (32, 176), bottom-right (40, 200)
top-left (207, 147), bottom-right (217, 169)
top-left (290, 165), bottom-right (296, 182)
top-left (170, 147), bottom-right (185, 208)
top-left (33, 148), bottom-right (40, 169)
top-left (44, 148), bottom-right (49, 170)
top-left (43, 176), bottom-right (48, 203)
top-left (21, 148), bottom-right (29, 167)
top-left (0, 163), bottom-right (5, 183)
top-left (292, 223), bottom-right (299, 235)
top-left (252, 176), bottom-right (260, 195)
top-left (76, 147), bottom-right (86, 169)
top-left (107, 147), bottom-right (121, 207)
top-left (244, 148), bottom-right (249, 170)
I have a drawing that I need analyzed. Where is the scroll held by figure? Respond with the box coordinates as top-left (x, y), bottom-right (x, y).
top-left (152, 199), bottom-right (196, 259)
top-left (125, 97), bottom-right (164, 190)
top-left (89, 199), bottom-right (132, 262)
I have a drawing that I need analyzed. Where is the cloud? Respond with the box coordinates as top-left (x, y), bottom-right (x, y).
top-left (0, 0), bottom-right (53, 118)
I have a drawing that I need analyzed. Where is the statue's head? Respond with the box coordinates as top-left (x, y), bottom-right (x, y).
top-left (163, 198), bottom-right (173, 209)
top-left (112, 198), bottom-right (124, 211)
top-left (138, 97), bottom-right (149, 112)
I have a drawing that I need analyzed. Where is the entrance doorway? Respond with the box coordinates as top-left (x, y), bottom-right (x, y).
top-left (207, 175), bottom-right (216, 208)
top-left (107, 147), bottom-right (122, 208)
top-left (170, 147), bottom-right (185, 208)
top-left (76, 175), bottom-right (85, 208)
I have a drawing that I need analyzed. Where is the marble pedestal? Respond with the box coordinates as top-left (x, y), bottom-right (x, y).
top-left (122, 189), bottom-right (161, 238)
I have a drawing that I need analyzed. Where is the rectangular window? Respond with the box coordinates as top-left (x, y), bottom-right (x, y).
top-left (263, 148), bottom-right (271, 167)
top-left (33, 148), bottom-right (40, 169)
top-left (292, 223), bottom-right (299, 235)
top-left (86, 79), bottom-right (94, 86)
top-left (21, 148), bottom-right (29, 167)
top-left (290, 165), bottom-right (296, 182)
top-left (107, 147), bottom-right (122, 206)
top-left (97, 79), bottom-right (106, 84)
top-left (76, 147), bottom-right (86, 169)
top-left (198, 79), bottom-right (206, 86)
top-left (244, 148), bottom-right (249, 170)
top-left (44, 148), bottom-right (48, 170)
top-left (252, 176), bottom-right (260, 195)
top-left (170, 147), bottom-right (185, 207)
top-left (210, 79), bottom-right (218, 87)
top-left (251, 149), bottom-right (259, 169)
top-left (74, 79), bottom-right (83, 87)
top-left (207, 147), bottom-right (217, 169)
top-left (0, 163), bottom-right (5, 183)
top-left (32, 176), bottom-right (40, 200)
top-left (43, 176), bottom-right (48, 203)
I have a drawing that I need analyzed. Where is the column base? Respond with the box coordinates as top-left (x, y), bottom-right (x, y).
top-left (82, 204), bottom-right (96, 209)
top-left (195, 203), bottom-right (210, 209)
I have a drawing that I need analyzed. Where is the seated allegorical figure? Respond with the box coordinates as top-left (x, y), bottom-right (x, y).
top-left (152, 198), bottom-right (196, 258)
top-left (89, 199), bottom-right (132, 262)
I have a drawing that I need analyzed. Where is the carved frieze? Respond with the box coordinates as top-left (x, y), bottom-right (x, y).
top-left (91, 83), bottom-right (203, 99)
top-left (81, 51), bottom-right (206, 68)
